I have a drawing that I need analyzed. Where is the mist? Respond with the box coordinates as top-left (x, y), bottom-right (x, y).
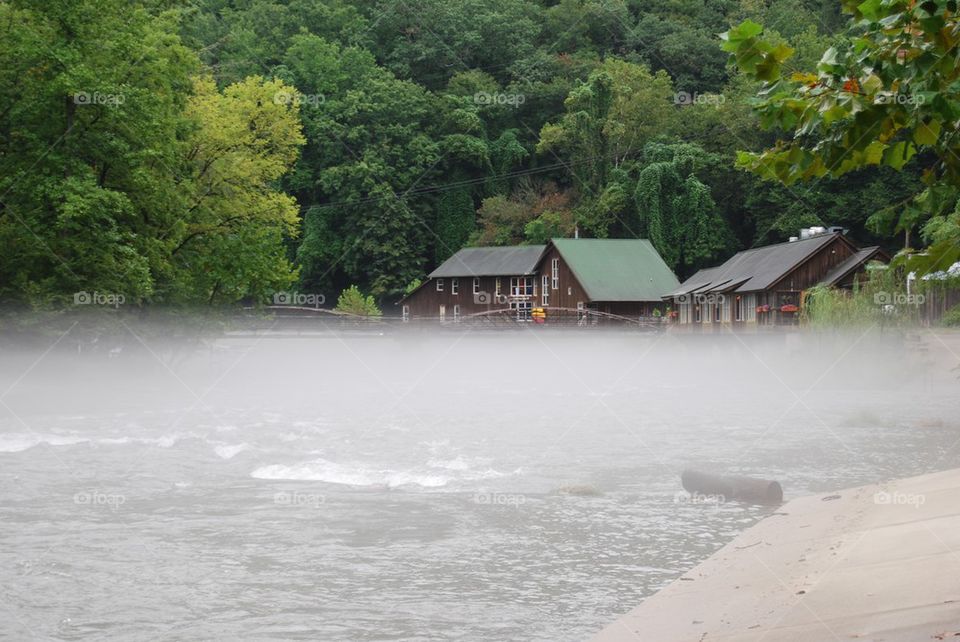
top-left (1, 325), bottom-right (957, 640)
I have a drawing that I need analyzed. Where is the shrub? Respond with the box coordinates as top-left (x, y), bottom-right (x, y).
top-left (942, 303), bottom-right (960, 327)
top-left (335, 285), bottom-right (382, 317)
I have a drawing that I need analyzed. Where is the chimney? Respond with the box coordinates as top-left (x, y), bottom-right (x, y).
top-left (574, 225), bottom-right (579, 240)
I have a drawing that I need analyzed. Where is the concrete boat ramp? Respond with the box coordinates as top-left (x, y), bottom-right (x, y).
top-left (592, 468), bottom-right (960, 641)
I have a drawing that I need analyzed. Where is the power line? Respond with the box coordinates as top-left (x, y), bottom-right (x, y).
top-left (302, 152), bottom-right (613, 212)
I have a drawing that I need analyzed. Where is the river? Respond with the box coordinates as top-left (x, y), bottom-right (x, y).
top-left (1, 329), bottom-right (956, 640)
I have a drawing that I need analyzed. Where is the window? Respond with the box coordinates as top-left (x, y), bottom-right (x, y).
top-left (453, 304), bottom-right (460, 322)
top-left (495, 278), bottom-right (501, 297)
top-left (735, 296), bottom-right (743, 322)
top-left (510, 300), bottom-right (532, 321)
top-left (694, 305), bottom-right (701, 323)
top-left (473, 277), bottom-right (480, 294)
top-left (439, 304), bottom-right (445, 321)
top-left (402, 305), bottom-right (410, 322)
top-left (451, 278), bottom-right (458, 295)
top-left (542, 276), bottom-right (549, 306)
top-left (436, 279), bottom-right (444, 292)
top-left (714, 302), bottom-right (721, 323)
top-left (551, 258), bottom-right (559, 290)
top-left (510, 277), bottom-right (534, 297)
top-left (567, 286), bottom-right (572, 296)
top-left (577, 301), bottom-right (586, 325)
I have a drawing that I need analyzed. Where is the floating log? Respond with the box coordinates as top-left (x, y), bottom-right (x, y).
top-left (681, 469), bottom-right (783, 505)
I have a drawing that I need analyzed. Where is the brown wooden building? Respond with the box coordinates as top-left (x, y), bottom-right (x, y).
top-left (536, 238), bottom-right (679, 320)
top-left (399, 245), bottom-right (547, 322)
top-left (667, 229), bottom-right (889, 327)
top-left (399, 238), bottom-right (680, 323)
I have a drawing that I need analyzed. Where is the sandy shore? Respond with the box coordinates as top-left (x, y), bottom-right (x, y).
top-left (591, 467), bottom-right (960, 641)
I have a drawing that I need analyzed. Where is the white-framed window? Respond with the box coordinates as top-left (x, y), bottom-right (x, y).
top-left (473, 277), bottom-right (480, 294)
top-left (510, 276), bottom-right (534, 297)
top-left (551, 258), bottom-right (559, 290)
top-left (453, 304), bottom-right (460, 322)
top-left (495, 278), bottom-right (501, 297)
top-left (542, 275), bottom-right (549, 306)
top-left (735, 296), bottom-right (743, 322)
top-left (567, 286), bottom-right (572, 296)
top-left (694, 305), bottom-right (701, 323)
top-left (402, 305), bottom-right (410, 322)
top-left (510, 300), bottom-right (532, 321)
top-left (714, 302), bottom-right (721, 323)
top-left (436, 278), bottom-right (444, 292)
top-left (439, 304), bottom-right (446, 321)
top-left (451, 278), bottom-right (459, 295)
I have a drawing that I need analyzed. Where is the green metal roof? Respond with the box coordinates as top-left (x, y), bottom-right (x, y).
top-left (551, 238), bottom-right (680, 302)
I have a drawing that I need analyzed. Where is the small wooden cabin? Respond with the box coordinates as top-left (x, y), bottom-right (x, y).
top-left (667, 230), bottom-right (888, 327)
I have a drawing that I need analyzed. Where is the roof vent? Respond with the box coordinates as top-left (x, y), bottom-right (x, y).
top-left (827, 225), bottom-right (848, 235)
top-left (800, 226), bottom-right (828, 240)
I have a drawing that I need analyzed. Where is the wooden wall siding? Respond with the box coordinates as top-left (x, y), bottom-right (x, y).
top-left (770, 236), bottom-right (858, 292)
top-left (535, 246), bottom-right (667, 319)
top-left (674, 237), bottom-right (862, 326)
top-left (402, 275), bottom-right (536, 318)
top-left (537, 246), bottom-right (591, 310)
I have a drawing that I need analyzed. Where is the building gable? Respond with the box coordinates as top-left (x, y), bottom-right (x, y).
top-left (546, 238), bottom-right (680, 302)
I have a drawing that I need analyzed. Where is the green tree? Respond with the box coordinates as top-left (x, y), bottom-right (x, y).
top-left (538, 60), bottom-right (675, 197)
top-left (171, 76), bottom-right (305, 304)
top-left (0, 0), bottom-right (195, 305)
top-left (634, 142), bottom-right (730, 277)
top-left (367, 0), bottom-right (541, 89)
top-left (282, 34), bottom-right (441, 296)
top-left (722, 3), bottom-right (960, 272)
top-left (335, 284), bottom-right (382, 317)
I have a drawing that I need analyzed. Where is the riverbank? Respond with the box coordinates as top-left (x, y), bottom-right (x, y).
top-left (592, 467), bottom-right (960, 641)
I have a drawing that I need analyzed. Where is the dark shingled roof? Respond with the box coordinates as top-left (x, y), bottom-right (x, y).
top-left (667, 233), bottom-right (845, 297)
top-left (428, 245), bottom-right (546, 278)
top-left (550, 238), bottom-right (680, 301)
top-left (819, 247), bottom-right (884, 286)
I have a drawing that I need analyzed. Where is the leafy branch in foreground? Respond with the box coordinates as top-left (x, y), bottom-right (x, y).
top-left (722, 1), bottom-right (960, 272)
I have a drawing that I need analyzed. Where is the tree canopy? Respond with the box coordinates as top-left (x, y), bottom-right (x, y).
top-left (1, 0), bottom-right (949, 308)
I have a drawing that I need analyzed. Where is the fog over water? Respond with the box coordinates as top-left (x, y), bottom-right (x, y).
top-left (1, 327), bottom-right (957, 640)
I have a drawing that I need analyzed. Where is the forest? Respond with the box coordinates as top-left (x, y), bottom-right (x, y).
top-left (0, 0), bottom-right (957, 308)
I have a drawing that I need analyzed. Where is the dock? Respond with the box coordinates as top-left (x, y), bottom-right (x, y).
top-left (592, 468), bottom-right (960, 641)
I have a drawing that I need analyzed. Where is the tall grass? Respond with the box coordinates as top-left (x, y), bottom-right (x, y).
top-left (801, 265), bottom-right (921, 328)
